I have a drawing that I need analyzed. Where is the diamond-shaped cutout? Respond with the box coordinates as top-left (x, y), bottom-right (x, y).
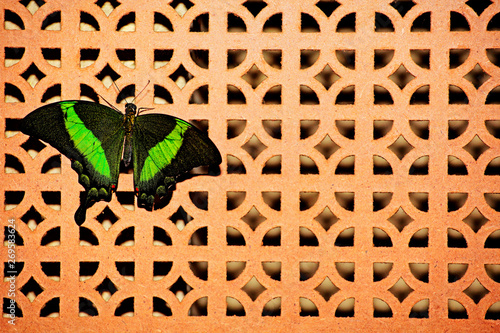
top-left (242, 134), bottom-right (267, 159)
top-left (243, 0), bottom-right (267, 17)
top-left (314, 206), bottom-right (340, 231)
top-left (242, 64), bottom-right (267, 89)
top-left (466, 0), bottom-right (492, 16)
top-left (169, 64), bottom-right (194, 89)
top-left (463, 279), bottom-right (490, 304)
top-left (170, 0), bottom-right (194, 16)
top-left (314, 134), bottom-right (340, 160)
top-left (21, 0), bottom-right (46, 15)
top-left (315, 277), bottom-right (340, 301)
top-left (20, 277), bottom-right (44, 302)
top-left (95, 206), bottom-right (119, 231)
top-left (315, 64), bottom-right (341, 90)
top-left (389, 64), bottom-right (415, 89)
top-left (170, 276), bottom-right (193, 302)
top-left (388, 135), bottom-right (414, 160)
top-left (95, 277), bottom-right (118, 301)
top-left (242, 276), bottom-right (266, 301)
top-left (463, 207), bottom-right (489, 232)
top-left (463, 135), bottom-right (489, 160)
top-left (464, 64), bottom-right (491, 89)
top-left (388, 207), bottom-right (414, 231)
top-left (20, 205), bottom-right (45, 230)
top-left (21, 63), bottom-right (46, 88)
top-left (95, 64), bottom-right (121, 88)
top-left (388, 277), bottom-right (414, 302)
top-left (390, 0), bottom-right (416, 17)
top-left (241, 206), bottom-right (267, 230)
top-left (169, 206), bottom-right (193, 231)
top-left (95, 0), bottom-right (120, 17)
top-left (316, 1), bottom-right (341, 17)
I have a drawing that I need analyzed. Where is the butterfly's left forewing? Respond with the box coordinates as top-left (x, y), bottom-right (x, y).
top-left (20, 101), bottom-right (125, 224)
top-left (132, 114), bottom-right (222, 207)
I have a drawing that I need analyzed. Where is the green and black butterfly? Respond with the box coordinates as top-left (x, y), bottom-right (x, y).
top-left (20, 100), bottom-right (222, 225)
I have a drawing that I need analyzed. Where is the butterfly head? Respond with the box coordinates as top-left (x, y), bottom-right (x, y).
top-left (125, 103), bottom-right (138, 116)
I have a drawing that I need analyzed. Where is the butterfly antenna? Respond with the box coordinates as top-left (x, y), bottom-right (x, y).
top-left (132, 80), bottom-right (150, 104)
top-left (96, 93), bottom-right (120, 112)
top-left (112, 80), bottom-right (129, 104)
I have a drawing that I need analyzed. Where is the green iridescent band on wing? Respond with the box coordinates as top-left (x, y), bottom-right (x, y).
top-left (139, 119), bottom-right (190, 182)
top-left (60, 101), bottom-right (111, 178)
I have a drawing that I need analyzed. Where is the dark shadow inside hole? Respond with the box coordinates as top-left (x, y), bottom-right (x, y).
top-left (450, 11), bottom-right (470, 31)
top-left (5, 47), bottom-right (25, 63)
top-left (4, 10), bottom-right (25, 29)
top-left (41, 84), bottom-right (61, 102)
top-left (189, 85), bottom-right (209, 104)
top-left (80, 48), bottom-right (100, 65)
top-left (335, 85), bottom-right (355, 104)
top-left (227, 13), bottom-right (246, 32)
top-left (154, 261), bottom-right (173, 277)
top-left (40, 298), bottom-right (59, 317)
top-left (263, 227), bottom-right (281, 246)
top-left (80, 11), bottom-right (100, 31)
top-left (189, 227), bottom-right (208, 246)
top-left (41, 11), bottom-right (61, 30)
top-left (410, 49), bottom-right (430, 69)
top-left (336, 13), bottom-right (356, 32)
top-left (153, 297), bottom-right (172, 316)
top-left (41, 48), bottom-right (61, 63)
top-left (227, 49), bottom-right (247, 69)
top-left (263, 86), bottom-right (282, 104)
top-left (375, 12), bottom-right (394, 32)
top-left (243, 0), bottom-right (267, 17)
top-left (301, 13), bottom-right (320, 32)
top-left (79, 298), bottom-right (98, 316)
top-left (410, 85), bottom-right (429, 104)
top-left (80, 261), bottom-right (99, 277)
top-left (263, 13), bottom-right (282, 32)
top-left (5, 191), bottom-right (25, 207)
top-left (190, 49), bottom-right (209, 69)
top-left (190, 13), bottom-right (209, 32)
top-left (154, 12), bottom-right (173, 31)
top-left (5, 83), bottom-right (26, 102)
top-left (80, 84), bottom-right (99, 102)
top-left (79, 227), bottom-right (99, 245)
top-left (4, 226), bottom-right (24, 246)
top-left (411, 12), bottom-right (430, 32)
top-left (116, 84), bottom-right (135, 104)
top-left (116, 49), bottom-right (135, 64)
top-left (5, 154), bottom-right (25, 173)
top-left (115, 262), bottom-right (135, 278)
top-left (227, 85), bottom-right (246, 104)
top-left (487, 13), bottom-right (500, 31)
top-left (117, 12), bottom-right (135, 31)
top-left (115, 227), bottom-right (134, 246)
top-left (227, 155), bottom-right (246, 174)
top-left (41, 155), bottom-right (60, 174)
top-left (300, 85), bottom-right (319, 104)
top-left (154, 84), bottom-right (173, 104)
top-left (227, 227), bottom-right (246, 246)
top-left (114, 297), bottom-right (134, 316)
top-left (40, 262), bottom-right (61, 277)
top-left (153, 227), bottom-right (172, 246)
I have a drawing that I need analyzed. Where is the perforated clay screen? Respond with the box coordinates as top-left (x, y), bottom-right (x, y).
top-left (2, 0), bottom-right (500, 331)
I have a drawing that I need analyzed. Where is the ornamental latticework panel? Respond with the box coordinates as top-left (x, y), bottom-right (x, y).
top-left (1, 0), bottom-right (500, 331)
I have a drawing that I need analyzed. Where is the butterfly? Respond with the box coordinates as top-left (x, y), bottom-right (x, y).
top-left (20, 100), bottom-right (222, 225)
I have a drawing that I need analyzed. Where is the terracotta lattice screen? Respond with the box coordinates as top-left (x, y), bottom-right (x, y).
top-left (2, 0), bottom-right (500, 331)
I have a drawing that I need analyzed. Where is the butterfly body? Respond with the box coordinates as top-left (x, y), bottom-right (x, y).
top-left (20, 100), bottom-right (221, 225)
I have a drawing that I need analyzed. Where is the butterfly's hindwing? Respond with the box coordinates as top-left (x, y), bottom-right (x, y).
top-left (132, 114), bottom-right (222, 207)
